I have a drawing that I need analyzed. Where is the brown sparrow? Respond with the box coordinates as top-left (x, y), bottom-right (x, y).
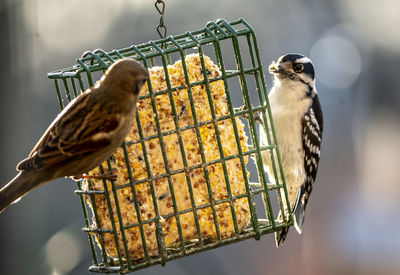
top-left (0, 58), bottom-right (148, 213)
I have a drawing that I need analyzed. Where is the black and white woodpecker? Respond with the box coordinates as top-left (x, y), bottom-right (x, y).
top-left (259, 53), bottom-right (324, 247)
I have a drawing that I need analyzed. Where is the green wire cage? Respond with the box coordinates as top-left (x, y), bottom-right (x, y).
top-left (47, 18), bottom-right (293, 274)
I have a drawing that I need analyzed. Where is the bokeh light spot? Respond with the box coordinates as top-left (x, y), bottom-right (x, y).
top-left (310, 36), bottom-right (361, 89)
top-left (45, 230), bottom-right (82, 274)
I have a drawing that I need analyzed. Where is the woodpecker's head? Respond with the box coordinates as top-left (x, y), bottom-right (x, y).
top-left (269, 53), bottom-right (315, 88)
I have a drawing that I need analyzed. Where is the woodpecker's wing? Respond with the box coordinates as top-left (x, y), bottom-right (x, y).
top-left (294, 93), bottom-right (323, 232)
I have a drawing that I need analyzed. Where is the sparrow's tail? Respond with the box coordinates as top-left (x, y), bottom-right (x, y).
top-left (0, 171), bottom-right (37, 214)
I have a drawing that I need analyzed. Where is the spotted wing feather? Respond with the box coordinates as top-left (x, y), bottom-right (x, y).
top-left (294, 94), bottom-right (323, 231)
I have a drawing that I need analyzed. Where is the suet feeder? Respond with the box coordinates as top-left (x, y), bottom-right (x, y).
top-left (47, 18), bottom-right (293, 274)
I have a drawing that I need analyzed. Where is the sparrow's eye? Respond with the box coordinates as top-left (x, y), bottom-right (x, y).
top-left (134, 79), bottom-right (146, 94)
top-left (293, 63), bottom-right (304, 73)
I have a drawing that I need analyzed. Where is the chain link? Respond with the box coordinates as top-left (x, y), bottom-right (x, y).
top-left (155, 0), bottom-right (167, 39)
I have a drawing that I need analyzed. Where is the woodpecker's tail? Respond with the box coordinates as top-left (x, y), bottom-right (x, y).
top-left (274, 211), bottom-right (291, 247)
top-left (0, 172), bottom-right (37, 214)
top-left (275, 193), bottom-right (305, 247)
top-left (275, 227), bottom-right (290, 247)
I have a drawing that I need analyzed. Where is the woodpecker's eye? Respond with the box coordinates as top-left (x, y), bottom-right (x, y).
top-left (293, 63), bottom-right (304, 73)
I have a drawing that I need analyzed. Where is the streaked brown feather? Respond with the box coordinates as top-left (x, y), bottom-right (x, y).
top-left (18, 91), bottom-right (120, 172)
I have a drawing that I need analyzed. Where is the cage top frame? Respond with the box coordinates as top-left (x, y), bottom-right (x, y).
top-left (49, 18), bottom-right (262, 80)
top-left (48, 18), bottom-right (293, 274)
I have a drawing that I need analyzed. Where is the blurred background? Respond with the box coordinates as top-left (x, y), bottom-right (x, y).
top-left (0, 0), bottom-right (399, 274)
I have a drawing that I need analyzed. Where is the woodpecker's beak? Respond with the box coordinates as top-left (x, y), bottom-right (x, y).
top-left (269, 62), bottom-right (288, 78)
top-left (269, 61), bottom-right (296, 80)
top-left (268, 61), bottom-right (281, 74)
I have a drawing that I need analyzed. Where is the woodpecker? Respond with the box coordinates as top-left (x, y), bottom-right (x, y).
top-left (259, 53), bottom-right (323, 247)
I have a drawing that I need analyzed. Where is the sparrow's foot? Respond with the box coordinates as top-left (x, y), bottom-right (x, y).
top-left (82, 168), bottom-right (118, 181)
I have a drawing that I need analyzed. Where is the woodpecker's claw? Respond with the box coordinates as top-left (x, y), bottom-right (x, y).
top-left (239, 105), bottom-right (263, 125)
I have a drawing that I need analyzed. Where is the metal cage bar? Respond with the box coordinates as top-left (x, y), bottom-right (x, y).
top-left (168, 36), bottom-right (205, 247)
top-left (47, 18), bottom-right (292, 274)
top-left (130, 45), bottom-right (168, 266)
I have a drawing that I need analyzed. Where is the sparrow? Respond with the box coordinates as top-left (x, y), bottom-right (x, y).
top-left (0, 58), bottom-right (148, 213)
top-left (259, 53), bottom-right (323, 246)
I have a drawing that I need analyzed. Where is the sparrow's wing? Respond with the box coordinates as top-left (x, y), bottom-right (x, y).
top-left (17, 91), bottom-right (120, 171)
